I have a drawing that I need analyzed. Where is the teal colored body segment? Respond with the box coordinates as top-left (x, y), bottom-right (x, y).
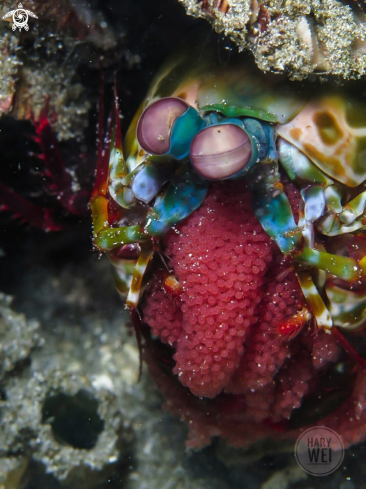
top-left (252, 189), bottom-right (301, 254)
top-left (169, 106), bottom-right (206, 160)
top-left (143, 163), bottom-right (209, 237)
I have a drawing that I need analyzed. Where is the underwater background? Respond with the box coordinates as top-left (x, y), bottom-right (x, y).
top-left (1, 0), bottom-right (366, 488)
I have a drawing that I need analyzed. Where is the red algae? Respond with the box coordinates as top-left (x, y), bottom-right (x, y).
top-left (141, 180), bottom-right (366, 449)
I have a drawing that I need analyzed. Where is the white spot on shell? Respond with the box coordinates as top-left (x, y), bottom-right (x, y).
top-left (296, 17), bottom-right (313, 54)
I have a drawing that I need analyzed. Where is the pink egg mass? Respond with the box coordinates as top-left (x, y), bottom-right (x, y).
top-left (141, 180), bottom-right (366, 449)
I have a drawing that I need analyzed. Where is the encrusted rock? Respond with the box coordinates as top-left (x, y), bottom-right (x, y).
top-left (1, 370), bottom-right (123, 480)
top-left (178, 0), bottom-right (366, 80)
top-left (0, 292), bottom-right (123, 483)
top-left (0, 0), bottom-right (118, 140)
top-left (0, 293), bottom-right (42, 380)
top-left (0, 32), bottom-right (22, 115)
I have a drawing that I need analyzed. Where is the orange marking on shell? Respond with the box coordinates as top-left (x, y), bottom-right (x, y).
top-left (290, 128), bottom-right (302, 140)
top-left (176, 92), bottom-right (187, 100)
top-left (164, 274), bottom-right (183, 298)
top-left (278, 307), bottom-right (312, 340)
top-left (274, 181), bottom-right (284, 192)
top-left (303, 142), bottom-right (347, 181)
top-left (218, 0), bottom-right (229, 14)
top-left (313, 111), bottom-right (343, 146)
top-left (156, 269), bottom-right (183, 305)
top-left (277, 96), bottom-right (366, 187)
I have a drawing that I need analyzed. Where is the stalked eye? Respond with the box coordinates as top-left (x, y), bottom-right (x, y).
top-left (137, 97), bottom-right (189, 155)
top-left (190, 124), bottom-right (252, 180)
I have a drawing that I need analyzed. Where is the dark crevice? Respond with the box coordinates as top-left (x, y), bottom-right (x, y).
top-left (42, 389), bottom-right (104, 449)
